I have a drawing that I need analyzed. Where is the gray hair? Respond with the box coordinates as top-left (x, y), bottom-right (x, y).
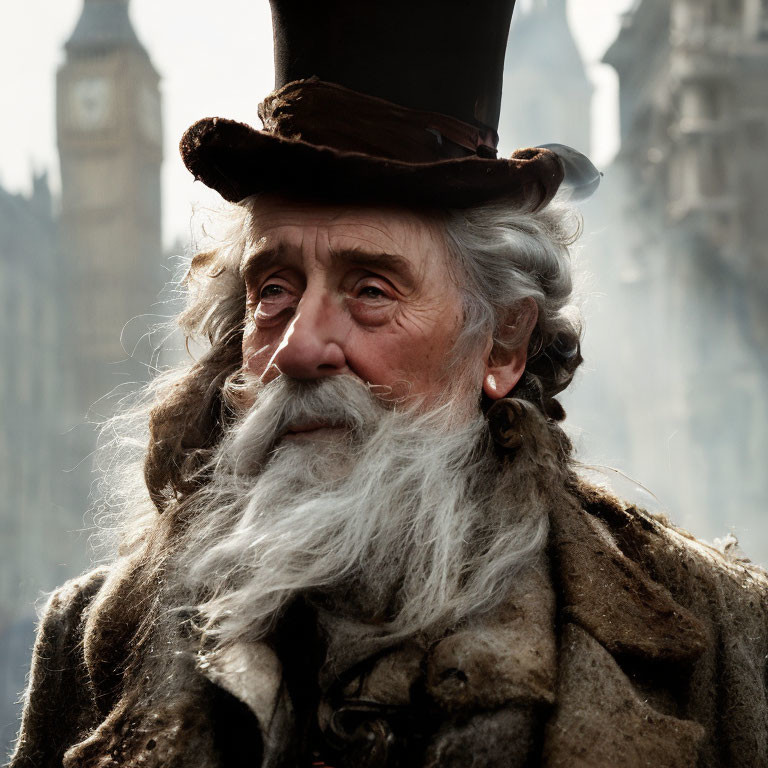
top-left (440, 199), bottom-right (583, 408)
top-left (96, 196), bottom-right (582, 524)
top-left (176, 375), bottom-right (552, 646)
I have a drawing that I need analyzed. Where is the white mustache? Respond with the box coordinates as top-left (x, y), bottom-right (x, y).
top-left (180, 367), bottom-right (552, 648)
top-left (221, 375), bottom-right (387, 476)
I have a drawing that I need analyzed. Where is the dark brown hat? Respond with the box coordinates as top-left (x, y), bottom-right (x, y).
top-left (180, 0), bottom-right (599, 210)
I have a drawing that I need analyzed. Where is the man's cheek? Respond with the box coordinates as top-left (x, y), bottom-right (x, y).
top-left (242, 335), bottom-right (275, 378)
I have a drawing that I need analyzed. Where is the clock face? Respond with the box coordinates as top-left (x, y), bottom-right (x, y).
top-left (70, 76), bottom-right (112, 130)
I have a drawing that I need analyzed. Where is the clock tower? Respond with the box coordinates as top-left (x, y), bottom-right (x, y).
top-left (57, 0), bottom-right (163, 419)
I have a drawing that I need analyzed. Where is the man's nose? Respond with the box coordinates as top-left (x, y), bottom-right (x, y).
top-left (269, 289), bottom-right (348, 380)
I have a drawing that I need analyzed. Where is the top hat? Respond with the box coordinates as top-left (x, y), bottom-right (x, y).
top-left (180, 0), bottom-right (599, 211)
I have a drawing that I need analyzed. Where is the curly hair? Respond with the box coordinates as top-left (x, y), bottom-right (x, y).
top-left (139, 196), bottom-right (582, 513)
top-left (441, 199), bottom-right (583, 418)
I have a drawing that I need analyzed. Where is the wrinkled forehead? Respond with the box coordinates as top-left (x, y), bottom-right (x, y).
top-left (240, 195), bottom-right (453, 275)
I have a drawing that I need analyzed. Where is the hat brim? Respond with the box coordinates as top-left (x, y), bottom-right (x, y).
top-left (180, 117), bottom-right (565, 211)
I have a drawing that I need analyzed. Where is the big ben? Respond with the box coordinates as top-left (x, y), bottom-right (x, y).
top-left (57, 0), bottom-right (163, 419)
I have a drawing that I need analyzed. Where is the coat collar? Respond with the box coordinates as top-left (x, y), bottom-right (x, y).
top-left (549, 487), bottom-right (708, 663)
top-left (198, 641), bottom-right (298, 768)
top-left (196, 486), bottom-right (711, 766)
top-left (541, 487), bottom-right (709, 767)
top-left (542, 623), bottom-right (706, 768)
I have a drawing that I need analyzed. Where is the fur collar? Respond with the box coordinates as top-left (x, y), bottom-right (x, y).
top-left (58, 485), bottom-right (712, 768)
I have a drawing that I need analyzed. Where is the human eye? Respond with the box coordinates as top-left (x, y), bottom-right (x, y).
top-left (350, 273), bottom-right (396, 302)
top-left (259, 283), bottom-right (286, 300)
top-left (248, 277), bottom-right (297, 326)
top-left (346, 277), bottom-right (396, 326)
top-left (356, 284), bottom-right (389, 300)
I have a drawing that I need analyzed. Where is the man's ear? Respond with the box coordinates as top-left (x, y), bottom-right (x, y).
top-left (482, 299), bottom-right (538, 401)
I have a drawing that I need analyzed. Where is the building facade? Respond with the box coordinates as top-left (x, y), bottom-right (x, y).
top-left (1, 0), bottom-right (165, 756)
top-left (0, 176), bottom-right (76, 757)
top-left (501, 0), bottom-right (768, 560)
top-left (500, 0), bottom-right (592, 156)
top-left (57, 0), bottom-right (164, 420)
top-left (573, 0), bottom-right (768, 557)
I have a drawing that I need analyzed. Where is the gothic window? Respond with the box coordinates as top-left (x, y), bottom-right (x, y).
top-left (668, 151), bottom-right (684, 203)
top-left (698, 137), bottom-right (727, 197)
top-left (701, 84), bottom-right (720, 122)
top-left (680, 84), bottom-right (720, 122)
top-left (690, 0), bottom-right (715, 26)
top-left (714, 0), bottom-right (740, 26)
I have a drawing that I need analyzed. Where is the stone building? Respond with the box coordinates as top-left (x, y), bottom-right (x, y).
top-left (571, 0), bottom-right (768, 559)
top-left (0, 176), bottom-right (63, 752)
top-left (57, 0), bottom-right (164, 421)
top-left (499, 0), bottom-right (591, 155)
top-left (1, 0), bottom-right (164, 755)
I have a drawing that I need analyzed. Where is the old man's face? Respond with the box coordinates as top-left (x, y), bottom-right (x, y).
top-left (174, 199), bottom-right (545, 645)
top-left (240, 197), bottom-right (481, 421)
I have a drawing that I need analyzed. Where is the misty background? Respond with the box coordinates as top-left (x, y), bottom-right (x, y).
top-left (1, 0), bottom-right (766, 757)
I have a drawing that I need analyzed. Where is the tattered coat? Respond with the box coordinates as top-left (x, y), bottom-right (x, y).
top-left (10, 484), bottom-right (768, 767)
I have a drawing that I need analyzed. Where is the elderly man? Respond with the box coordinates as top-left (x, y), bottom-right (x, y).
top-left (11, 1), bottom-right (768, 767)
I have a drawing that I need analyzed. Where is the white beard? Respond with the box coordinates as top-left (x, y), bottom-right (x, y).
top-left (173, 375), bottom-right (550, 648)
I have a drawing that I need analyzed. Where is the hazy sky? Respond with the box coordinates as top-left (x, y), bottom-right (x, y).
top-left (1, 0), bottom-right (635, 247)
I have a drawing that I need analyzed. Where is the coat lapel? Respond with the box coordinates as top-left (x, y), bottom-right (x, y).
top-left (550, 496), bottom-right (708, 661)
top-left (195, 492), bottom-right (712, 768)
top-left (544, 495), bottom-right (709, 767)
top-left (198, 641), bottom-right (295, 767)
top-left (542, 623), bottom-right (705, 768)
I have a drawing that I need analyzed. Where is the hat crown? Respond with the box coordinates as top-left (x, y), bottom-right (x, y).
top-left (179, 0), bottom-right (592, 212)
top-left (268, 0), bottom-right (516, 132)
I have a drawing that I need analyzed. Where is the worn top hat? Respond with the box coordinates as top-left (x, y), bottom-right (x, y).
top-left (180, 0), bottom-right (599, 211)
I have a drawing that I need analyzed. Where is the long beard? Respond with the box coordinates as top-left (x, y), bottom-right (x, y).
top-left (171, 375), bottom-right (553, 648)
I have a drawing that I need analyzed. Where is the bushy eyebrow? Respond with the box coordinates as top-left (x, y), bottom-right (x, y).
top-left (329, 247), bottom-right (417, 290)
top-left (240, 244), bottom-right (418, 290)
top-left (240, 245), bottom-right (288, 282)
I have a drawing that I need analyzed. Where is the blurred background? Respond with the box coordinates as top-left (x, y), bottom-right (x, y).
top-left (1, 0), bottom-right (767, 756)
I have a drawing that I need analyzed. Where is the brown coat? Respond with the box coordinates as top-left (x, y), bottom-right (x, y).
top-left (9, 484), bottom-right (768, 767)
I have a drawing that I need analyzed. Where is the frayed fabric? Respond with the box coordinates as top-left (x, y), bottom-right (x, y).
top-left (9, 402), bottom-right (768, 766)
top-left (11, 484), bottom-right (768, 767)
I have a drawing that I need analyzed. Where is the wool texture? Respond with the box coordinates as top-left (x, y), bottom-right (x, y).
top-left (9, 477), bottom-right (768, 767)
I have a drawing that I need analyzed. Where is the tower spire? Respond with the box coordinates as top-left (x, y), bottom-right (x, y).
top-left (65, 0), bottom-right (146, 57)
